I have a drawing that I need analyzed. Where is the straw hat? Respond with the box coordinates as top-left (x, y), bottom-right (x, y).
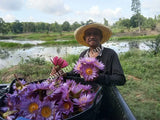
top-left (74, 23), bottom-right (112, 46)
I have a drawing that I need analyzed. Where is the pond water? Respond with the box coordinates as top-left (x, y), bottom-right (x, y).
top-left (0, 40), bottom-right (150, 70)
top-left (0, 39), bottom-right (45, 45)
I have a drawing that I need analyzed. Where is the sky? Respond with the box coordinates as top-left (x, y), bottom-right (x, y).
top-left (0, 0), bottom-right (160, 25)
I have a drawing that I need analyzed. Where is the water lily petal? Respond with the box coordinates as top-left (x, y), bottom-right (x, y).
top-left (52, 56), bottom-right (59, 66)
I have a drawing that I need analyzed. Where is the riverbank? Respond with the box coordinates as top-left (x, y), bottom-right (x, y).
top-left (0, 31), bottom-right (158, 41)
top-left (0, 51), bottom-right (160, 120)
top-left (0, 31), bottom-right (158, 48)
top-left (0, 27), bottom-right (160, 40)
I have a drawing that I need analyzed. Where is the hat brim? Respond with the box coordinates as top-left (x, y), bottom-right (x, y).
top-left (74, 23), bottom-right (112, 46)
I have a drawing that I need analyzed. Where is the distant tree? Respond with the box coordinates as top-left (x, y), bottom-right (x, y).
top-left (112, 18), bottom-right (131, 29)
top-left (71, 22), bottom-right (81, 31)
top-left (131, 0), bottom-right (141, 14)
top-left (157, 14), bottom-right (160, 23)
top-left (0, 18), bottom-right (5, 25)
top-left (115, 18), bottom-right (131, 29)
top-left (22, 22), bottom-right (36, 33)
top-left (0, 18), bottom-right (5, 34)
top-left (39, 22), bottom-right (46, 32)
top-left (44, 23), bottom-right (51, 33)
top-left (35, 22), bottom-right (42, 32)
top-left (130, 14), bottom-right (145, 28)
top-left (22, 22), bottom-right (27, 32)
top-left (104, 18), bottom-right (109, 26)
top-left (146, 18), bottom-right (156, 30)
top-left (50, 23), bottom-right (55, 32)
top-left (62, 21), bottom-right (71, 31)
top-left (11, 20), bottom-right (23, 34)
top-left (131, 0), bottom-right (141, 32)
top-left (145, 34), bottom-right (160, 55)
top-left (112, 18), bottom-right (121, 28)
top-left (80, 21), bottom-right (85, 25)
top-left (34, 22), bottom-right (50, 33)
top-left (53, 22), bottom-right (62, 35)
top-left (2, 23), bottom-right (10, 34)
top-left (29, 22), bottom-right (36, 32)
top-left (0, 18), bottom-right (10, 34)
top-left (121, 19), bottom-right (131, 29)
top-left (86, 19), bottom-right (94, 25)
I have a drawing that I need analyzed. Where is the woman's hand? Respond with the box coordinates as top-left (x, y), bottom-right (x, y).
top-left (50, 66), bottom-right (60, 76)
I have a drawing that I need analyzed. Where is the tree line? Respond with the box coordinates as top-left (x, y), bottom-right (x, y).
top-left (113, 14), bottom-right (160, 30)
top-left (0, 0), bottom-right (160, 35)
top-left (0, 19), bottom-right (80, 34)
top-left (0, 14), bottom-right (160, 35)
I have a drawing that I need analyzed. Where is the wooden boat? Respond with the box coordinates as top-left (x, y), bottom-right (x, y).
top-left (0, 78), bottom-right (136, 120)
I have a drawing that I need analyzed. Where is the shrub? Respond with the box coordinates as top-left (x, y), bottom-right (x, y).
top-left (145, 34), bottom-right (160, 55)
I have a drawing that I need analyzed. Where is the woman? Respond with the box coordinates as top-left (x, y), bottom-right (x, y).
top-left (67, 23), bottom-right (126, 119)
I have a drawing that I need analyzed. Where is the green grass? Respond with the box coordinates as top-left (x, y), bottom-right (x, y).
top-left (0, 57), bottom-right (53, 83)
top-left (0, 55), bottom-right (79, 83)
top-left (119, 50), bottom-right (160, 120)
top-left (12, 32), bottom-right (74, 41)
top-left (39, 40), bottom-right (78, 46)
top-left (110, 35), bottom-right (157, 41)
top-left (0, 42), bottom-right (34, 48)
top-left (15, 33), bottom-right (56, 40)
top-left (63, 54), bottom-right (79, 65)
top-left (0, 51), bottom-right (160, 119)
top-left (0, 32), bottom-right (79, 48)
top-left (0, 31), bottom-right (157, 48)
top-left (0, 31), bottom-right (159, 50)
top-left (1, 31), bottom-right (158, 41)
top-left (0, 40), bottom-right (78, 48)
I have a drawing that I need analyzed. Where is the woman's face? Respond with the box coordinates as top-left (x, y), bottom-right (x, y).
top-left (84, 28), bottom-right (102, 48)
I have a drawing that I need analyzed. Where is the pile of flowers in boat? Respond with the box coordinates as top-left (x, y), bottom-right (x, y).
top-left (0, 56), bottom-right (104, 120)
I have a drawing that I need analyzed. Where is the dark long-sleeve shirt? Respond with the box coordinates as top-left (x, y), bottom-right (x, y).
top-left (79, 47), bottom-right (126, 119)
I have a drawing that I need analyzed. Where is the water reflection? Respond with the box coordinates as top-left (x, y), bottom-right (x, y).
top-left (0, 49), bottom-right (10, 59)
top-left (128, 41), bottom-right (139, 49)
top-left (0, 41), bottom-right (150, 70)
top-left (56, 47), bottom-right (61, 54)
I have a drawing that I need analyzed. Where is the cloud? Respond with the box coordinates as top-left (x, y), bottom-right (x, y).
top-left (142, 0), bottom-right (160, 9)
top-left (77, 6), bottom-right (122, 17)
top-left (142, 0), bottom-right (160, 16)
top-left (27, 0), bottom-right (70, 15)
top-left (86, 6), bottom-right (100, 16)
top-left (102, 8), bottom-right (122, 18)
top-left (75, 6), bottom-right (123, 24)
top-left (0, 0), bottom-right (24, 11)
top-left (3, 14), bottom-right (16, 22)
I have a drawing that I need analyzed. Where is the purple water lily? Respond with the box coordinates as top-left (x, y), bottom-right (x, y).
top-left (57, 98), bottom-right (74, 116)
top-left (73, 93), bottom-right (95, 111)
top-left (19, 97), bottom-right (41, 120)
top-left (0, 56), bottom-right (101, 120)
top-left (37, 100), bottom-right (56, 120)
top-left (74, 57), bottom-right (104, 81)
